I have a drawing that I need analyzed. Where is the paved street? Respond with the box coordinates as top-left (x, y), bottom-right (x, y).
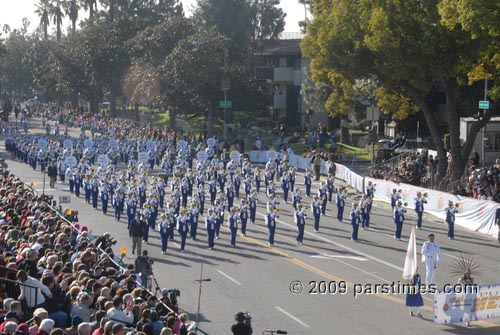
top-left (3, 118), bottom-right (500, 335)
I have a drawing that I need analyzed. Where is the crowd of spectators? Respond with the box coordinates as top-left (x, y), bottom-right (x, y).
top-left (368, 149), bottom-right (500, 203)
top-left (0, 172), bottom-right (195, 335)
top-left (451, 159), bottom-right (500, 202)
top-left (369, 151), bottom-right (434, 186)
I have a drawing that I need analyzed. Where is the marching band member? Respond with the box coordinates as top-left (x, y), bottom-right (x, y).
top-left (295, 204), bottom-right (307, 245)
top-left (445, 200), bottom-right (459, 239)
top-left (248, 191), bottom-right (258, 224)
top-left (228, 207), bottom-right (240, 247)
top-left (233, 172), bottom-right (241, 198)
top-left (243, 175), bottom-right (252, 197)
top-left (83, 175), bottom-right (92, 203)
top-left (326, 173), bottom-right (335, 202)
top-left (310, 195), bottom-right (322, 232)
top-left (189, 202), bottom-right (200, 240)
top-left (267, 180), bottom-right (276, 197)
top-left (159, 214), bottom-right (170, 255)
top-left (336, 187), bottom-right (347, 221)
top-left (226, 181), bottom-right (235, 210)
top-left (100, 182), bottom-right (110, 215)
top-left (304, 170), bottom-right (312, 197)
top-left (205, 208), bottom-right (217, 250)
top-left (253, 168), bottom-right (261, 193)
top-left (318, 181), bottom-right (328, 215)
top-left (365, 181), bottom-right (375, 198)
top-left (292, 187), bottom-right (302, 210)
top-left (391, 189), bottom-right (401, 209)
top-left (393, 200), bottom-right (407, 241)
top-left (73, 169), bottom-right (82, 197)
top-left (281, 171), bottom-right (290, 203)
top-left (289, 167), bottom-right (296, 191)
top-left (141, 204), bottom-right (152, 244)
top-left (91, 177), bottom-right (99, 209)
top-left (414, 192), bottom-right (427, 229)
top-left (350, 202), bottom-right (361, 242)
top-left (176, 209), bottom-right (189, 252)
top-left (361, 195), bottom-right (372, 229)
top-left (239, 199), bottom-right (249, 237)
top-left (265, 206), bottom-right (279, 247)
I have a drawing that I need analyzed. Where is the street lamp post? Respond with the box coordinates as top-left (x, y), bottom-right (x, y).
top-left (482, 74), bottom-right (488, 167)
top-left (371, 104), bottom-right (375, 165)
top-left (194, 262), bottom-right (211, 335)
top-left (223, 48), bottom-right (229, 141)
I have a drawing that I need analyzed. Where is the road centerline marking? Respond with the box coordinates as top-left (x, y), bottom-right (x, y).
top-left (216, 270), bottom-right (242, 286)
top-left (275, 306), bottom-right (310, 328)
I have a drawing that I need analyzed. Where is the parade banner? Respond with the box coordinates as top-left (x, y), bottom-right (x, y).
top-left (434, 283), bottom-right (500, 324)
top-left (364, 177), bottom-right (499, 237)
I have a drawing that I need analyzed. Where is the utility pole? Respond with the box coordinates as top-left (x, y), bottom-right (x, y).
top-left (482, 74), bottom-right (488, 167)
top-left (194, 262), bottom-right (211, 335)
top-left (371, 104), bottom-right (375, 165)
top-left (223, 48), bottom-right (229, 141)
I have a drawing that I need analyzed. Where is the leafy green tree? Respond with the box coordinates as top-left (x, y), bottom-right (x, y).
top-left (35, 0), bottom-right (51, 40)
top-left (302, 0), bottom-right (498, 181)
top-left (195, 0), bottom-right (285, 47)
top-left (161, 28), bottom-right (234, 135)
top-left (250, 0), bottom-right (286, 41)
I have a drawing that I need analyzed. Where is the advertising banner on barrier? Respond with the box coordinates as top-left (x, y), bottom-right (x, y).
top-left (364, 177), bottom-right (499, 237)
top-left (434, 283), bottom-right (500, 324)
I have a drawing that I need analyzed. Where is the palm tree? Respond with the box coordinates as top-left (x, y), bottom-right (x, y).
top-left (50, 0), bottom-right (65, 42)
top-left (81, 0), bottom-right (98, 19)
top-left (64, 0), bottom-right (80, 35)
top-left (35, 0), bottom-right (51, 40)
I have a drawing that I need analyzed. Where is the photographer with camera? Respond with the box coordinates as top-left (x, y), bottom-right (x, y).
top-left (135, 250), bottom-right (153, 288)
top-left (160, 288), bottom-right (180, 314)
top-left (95, 232), bottom-right (117, 250)
top-left (231, 312), bottom-right (252, 335)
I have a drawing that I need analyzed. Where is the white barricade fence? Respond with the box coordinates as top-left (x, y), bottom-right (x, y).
top-left (334, 163), bottom-right (364, 192)
top-left (434, 283), bottom-right (500, 324)
top-left (365, 177), bottom-right (499, 237)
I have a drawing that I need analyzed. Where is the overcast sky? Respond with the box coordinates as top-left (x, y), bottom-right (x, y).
top-left (0, 0), bottom-right (306, 34)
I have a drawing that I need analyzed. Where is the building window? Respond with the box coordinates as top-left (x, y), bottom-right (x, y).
top-left (483, 132), bottom-right (500, 151)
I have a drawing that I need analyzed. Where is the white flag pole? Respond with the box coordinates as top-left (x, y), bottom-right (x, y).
top-left (402, 224), bottom-right (417, 279)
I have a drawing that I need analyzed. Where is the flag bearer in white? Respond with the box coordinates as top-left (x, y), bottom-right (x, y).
top-left (421, 233), bottom-right (441, 286)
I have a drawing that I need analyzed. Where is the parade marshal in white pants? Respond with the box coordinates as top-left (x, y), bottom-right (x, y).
top-left (421, 233), bottom-right (441, 286)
